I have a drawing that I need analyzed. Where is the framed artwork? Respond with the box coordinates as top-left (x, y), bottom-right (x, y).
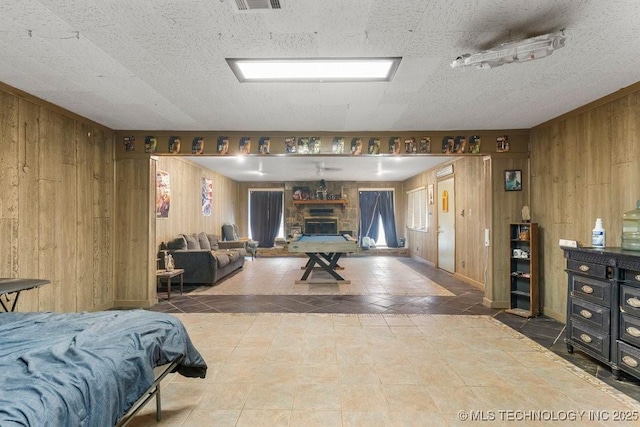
top-left (168, 136), bottom-right (181, 154)
top-left (217, 136), bottom-right (230, 155)
top-left (156, 170), bottom-right (171, 218)
top-left (505, 170), bottom-right (522, 191)
top-left (258, 137), bottom-right (270, 154)
top-left (239, 137), bottom-right (251, 154)
top-left (202, 178), bottom-right (213, 216)
top-left (428, 184), bottom-right (434, 205)
top-left (292, 186), bottom-right (310, 200)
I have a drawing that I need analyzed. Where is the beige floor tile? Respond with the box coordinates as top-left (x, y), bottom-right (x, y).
top-left (294, 383), bottom-right (342, 410)
top-left (194, 382), bottom-right (251, 410)
top-left (375, 362), bottom-right (422, 385)
top-left (256, 362), bottom-right (301, 384)
top-left (235, 409), bottom-right (291, 427)
top-left (383, 384), bottom-right (439, 411)
top-left (181, 409), bottom-right (240, 427)
top-left (338, 363), bottom-right (380, 384)
top-left (243, 382), bottom-right (296, 410)
top-left (133, 313), bottom-right (640, 426)
top-left (297, 362), bottom-right (340, 384)
top-left (341, 411), bottom-right (393, 427)
top-left (414, 363), bottom-right (466, 387)
top-left (339, 384), bottom-right (389, 411)
top-left (289, 410), bottom-right (342, 426)
top-left (427, 386), bottom-right (487, 413)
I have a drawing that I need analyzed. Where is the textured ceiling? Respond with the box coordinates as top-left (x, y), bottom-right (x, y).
top-left (1, 0), bottom-right (639, 181)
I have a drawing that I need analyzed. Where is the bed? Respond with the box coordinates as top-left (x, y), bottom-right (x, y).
top-left (0, 309), bottom-right (207, 426)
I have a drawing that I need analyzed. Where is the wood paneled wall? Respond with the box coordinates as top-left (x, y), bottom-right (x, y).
top-left (402, 144), bottom-right (530, 303)
top-left (530, 83), bottom-right (640, 321)
top-left (486, 154), bottom-right (530, 307)
top-left (0, 84), bottom-right (115, 313)
top-left (155, 156), bottom-right (239, 247)
top-left (403, 156), bottom-right (489, 286)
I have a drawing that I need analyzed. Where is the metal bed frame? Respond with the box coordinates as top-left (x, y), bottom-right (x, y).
top-left (116, 356), bottom-right (184, 426)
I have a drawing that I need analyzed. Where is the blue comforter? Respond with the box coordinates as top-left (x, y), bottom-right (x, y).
top-left (0, 310), bottom-right (207, 426)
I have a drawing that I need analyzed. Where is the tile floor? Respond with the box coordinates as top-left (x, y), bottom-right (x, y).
top-left (141, 256), bottom-right (640, 426)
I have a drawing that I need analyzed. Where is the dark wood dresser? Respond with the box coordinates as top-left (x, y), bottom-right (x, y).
top-left (563, 247), bottom-right (640, 381)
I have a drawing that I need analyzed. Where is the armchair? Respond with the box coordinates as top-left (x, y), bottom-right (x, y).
top-left (222, 223), bottom-right (259, 259)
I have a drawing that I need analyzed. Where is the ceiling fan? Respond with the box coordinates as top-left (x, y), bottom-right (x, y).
top-left (315, 161), bottom-right (342, 176)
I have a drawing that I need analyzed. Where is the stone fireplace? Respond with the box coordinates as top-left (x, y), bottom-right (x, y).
top-left (304, 216), bottom-right (338, 234)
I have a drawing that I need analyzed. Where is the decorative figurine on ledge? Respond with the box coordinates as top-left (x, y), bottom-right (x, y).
top-left (522, 205), bottom-right (531, 223)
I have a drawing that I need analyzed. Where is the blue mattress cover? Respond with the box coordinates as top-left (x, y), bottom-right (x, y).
top-left (0, 310), bottom-right (207, 426)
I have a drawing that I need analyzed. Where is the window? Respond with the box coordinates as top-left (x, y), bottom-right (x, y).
top-left (406, 187), bottom-right (427, 230)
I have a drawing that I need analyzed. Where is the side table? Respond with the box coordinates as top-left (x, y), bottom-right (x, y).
top-left (156, 269), bottom-right (184, 301)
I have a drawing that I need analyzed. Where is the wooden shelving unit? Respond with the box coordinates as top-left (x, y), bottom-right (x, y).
top-left (506, 223), bottom-right (539, 318)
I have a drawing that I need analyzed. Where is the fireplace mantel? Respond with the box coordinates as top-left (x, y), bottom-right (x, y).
top-left (293, 199), bottom-right (348, 211)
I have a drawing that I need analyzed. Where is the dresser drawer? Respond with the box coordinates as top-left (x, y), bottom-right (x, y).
top-left (570, 298), bottom-right (610, 332)
top-left (569, 322), bottom-right (609, 359)
top-left (620, 313), bottom-right (640, 347)
top-left (570, 275), bottom-right (611, 306)
top-left (567, 260), bottom-right (609, 279)
top-left (621, 285), bottom-right (640, 317)
top-left (617, 341), bottom-right (640, 379)
top-left (623, 269), bottom-right (640, 285)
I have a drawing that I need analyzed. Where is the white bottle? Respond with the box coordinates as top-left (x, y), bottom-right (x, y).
top-left (592, 218), bottom-right (605, 248)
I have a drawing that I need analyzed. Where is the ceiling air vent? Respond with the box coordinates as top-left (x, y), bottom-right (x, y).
top-left (233, 0), bottom-right (282, 11)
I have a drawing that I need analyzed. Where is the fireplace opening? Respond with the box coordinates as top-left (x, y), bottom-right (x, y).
top-left (304, 216), bottom-right (338, 235)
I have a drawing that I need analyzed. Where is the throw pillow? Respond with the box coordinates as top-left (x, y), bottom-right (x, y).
top-left (182, 234), bottom-right (200, 250)
top-left (198, 232), bottom-right (211, 250)
top-left (167, 236), bottom-right (187, 250)
top-left (207, 234), bottom-right (220, 250)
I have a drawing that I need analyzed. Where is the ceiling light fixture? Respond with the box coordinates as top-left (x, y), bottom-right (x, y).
top-left (227, 57), bottom-right (402, 82)
top-left (451, 31), bottom-right (566, 70)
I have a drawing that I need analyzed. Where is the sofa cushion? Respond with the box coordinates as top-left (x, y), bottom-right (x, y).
top-left (213, 251), bottom-right (230, 268)
top-left (227, 250), bottom-right (240, 263)
top-left (182, 234), bottom-right (200, 250)
top-left (167, 236), bottom-right (187, 250)
top-left (207, 234), bottom-right (220, 250)
top-left (197, 232), bottom-right (211, 250)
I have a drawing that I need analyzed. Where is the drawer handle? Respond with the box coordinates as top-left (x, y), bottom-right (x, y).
top-left (628, 297), bottom-right (640, 308)
top-left (627, 326), bottom-right (640, 337)
top-left (579, 309), bottom-right (593, 319)
top-left (636, 274), bottom-right (640, 281)
top-left (579, 265), bottom-right (590, 272)
top-left (579, 333), bottom-right (592, 343)
top-left (622, 355), bottom-right (639, 368)
top-left (581, 285), bottom-right (594, 294)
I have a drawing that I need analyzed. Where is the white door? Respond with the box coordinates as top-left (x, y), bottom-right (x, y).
top-left (437, 177), bottom-right (455, 273)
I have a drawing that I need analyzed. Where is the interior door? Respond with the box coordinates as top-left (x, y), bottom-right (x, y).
top-left (437, 177), bottom-right (455, 273)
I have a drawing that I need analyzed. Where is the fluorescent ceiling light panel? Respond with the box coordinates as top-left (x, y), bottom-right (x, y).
top-left (227, 57), bottom-right (401, 82)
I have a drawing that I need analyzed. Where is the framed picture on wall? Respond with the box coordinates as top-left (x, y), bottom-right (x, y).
top-left (292, 186), bottom-right (310, 200)
top-left (428, 184), bottom-right (434, 204)
top-left (505, 170), bottom-right (522, 191)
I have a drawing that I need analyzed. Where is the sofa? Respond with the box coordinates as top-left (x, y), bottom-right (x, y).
top-left (160, 232), bottom-right (246, 285)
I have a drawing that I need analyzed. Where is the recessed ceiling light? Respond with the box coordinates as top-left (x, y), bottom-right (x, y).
top-left (227, 57), bottom-right (402, 82)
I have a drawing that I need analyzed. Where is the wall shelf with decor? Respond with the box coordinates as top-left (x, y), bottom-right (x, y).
top-left (293, 199), bottom-right (348, 211)
top-left (506, 223), bottom-right (539, 318)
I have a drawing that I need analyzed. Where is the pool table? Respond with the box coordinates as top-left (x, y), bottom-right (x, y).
top-left (288, 234), bottom-right (357, 284)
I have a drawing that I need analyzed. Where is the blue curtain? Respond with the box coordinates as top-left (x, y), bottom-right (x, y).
top-left (358, 190), bottom-right (399, 247)
top-left (378, 191), bottom-right (398, 247)
top-left (250, 191), bottom-right (283, 248)
top-left (359, 191), bottom-right (380, 242)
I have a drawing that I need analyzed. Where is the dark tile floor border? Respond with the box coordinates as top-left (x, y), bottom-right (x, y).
top-left (149, 257), bottom-right (640, 402)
